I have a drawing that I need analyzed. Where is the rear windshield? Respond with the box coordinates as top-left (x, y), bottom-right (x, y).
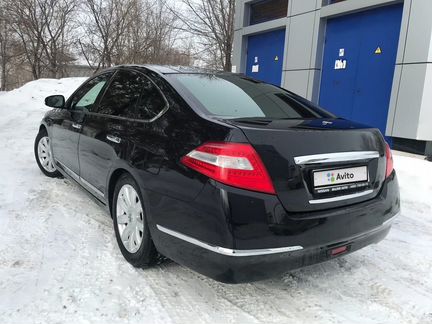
top-left (172, 74), bottom-right (334, 119)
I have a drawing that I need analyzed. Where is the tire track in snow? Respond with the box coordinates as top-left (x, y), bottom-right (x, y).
top-left (141, 262), bottom-right (258, 324)
top-left (177, 265), bottom-right (297, 323)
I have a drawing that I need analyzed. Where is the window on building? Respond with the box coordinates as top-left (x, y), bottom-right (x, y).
top-left (324, 0), bottom-right (348, 5)
top-left (249, 0), bottom-right (288, 26)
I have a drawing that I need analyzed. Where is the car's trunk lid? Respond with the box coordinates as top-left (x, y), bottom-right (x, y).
top-left (225, 118), bottom-right (387, 212)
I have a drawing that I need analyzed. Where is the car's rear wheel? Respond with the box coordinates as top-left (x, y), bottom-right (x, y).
top-left (112, 174), bottom-right (157, 267)
top-left (34, 129), bottom-right (62, 178)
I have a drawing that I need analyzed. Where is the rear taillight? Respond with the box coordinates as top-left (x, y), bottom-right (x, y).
top-left (385, 142), bottom-right (394, 178)
top-left (181, 142), bottom-right (276, 195)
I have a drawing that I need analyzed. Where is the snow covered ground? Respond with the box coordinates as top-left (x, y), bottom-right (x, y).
top-left (0, 78), bottom-right (431, 324)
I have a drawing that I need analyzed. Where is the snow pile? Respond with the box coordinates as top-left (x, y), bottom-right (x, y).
top-left (0, 78), bottom-right (432, 324)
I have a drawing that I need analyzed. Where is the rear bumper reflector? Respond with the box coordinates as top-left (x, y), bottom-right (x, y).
top-left (330, 246), bottom-right (349, 256)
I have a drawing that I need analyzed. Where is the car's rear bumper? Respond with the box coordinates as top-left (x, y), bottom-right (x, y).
top-left (150, 172), bottom-right (400, 283)
top-left (156, 217), bottom-right (395, 283)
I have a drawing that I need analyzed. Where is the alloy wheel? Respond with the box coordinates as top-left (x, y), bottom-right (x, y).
top-left (37, 136), bottom-right (56, 173)
top-left (116, 184), bottom-right (145, 253)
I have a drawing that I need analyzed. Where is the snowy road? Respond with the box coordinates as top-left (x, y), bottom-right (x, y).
top-left (0, 78), bottom-right (431, 324)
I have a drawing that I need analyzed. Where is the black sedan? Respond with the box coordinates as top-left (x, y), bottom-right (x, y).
top-left (34, 65), bottom-right (400, 283)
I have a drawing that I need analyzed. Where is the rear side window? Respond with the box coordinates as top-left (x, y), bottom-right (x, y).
top-left (135, 78), bottom-right (167, 120)
top-left (173, 74), bottom-right (333, 119)
top-left (96, 70), bottom-right (144, 118)
top-left (96, 69), bottom-right (166, 120)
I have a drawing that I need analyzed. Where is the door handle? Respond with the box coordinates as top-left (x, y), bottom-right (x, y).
top-left (106, 134), bottom-right (121, 144)
top-left (72, 123), bottom-right (82, 130)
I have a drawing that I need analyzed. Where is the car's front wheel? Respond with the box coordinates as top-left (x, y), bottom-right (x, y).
top-left (34, 129), bottom-right (62, 178)
top-left (112, 174), bottom-right (158, 268)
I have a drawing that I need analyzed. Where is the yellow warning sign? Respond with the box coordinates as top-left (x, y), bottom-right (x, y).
top-left (375, 47), bottom-right (382, 55)
top-left (274, 56), bottom-right (279, 61)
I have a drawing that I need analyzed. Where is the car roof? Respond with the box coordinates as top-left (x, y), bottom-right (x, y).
top-left (113, 64), bottom-right (222, 75)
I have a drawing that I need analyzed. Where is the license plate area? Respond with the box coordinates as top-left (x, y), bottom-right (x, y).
top-left (313, 166), bottom-right (369, 195)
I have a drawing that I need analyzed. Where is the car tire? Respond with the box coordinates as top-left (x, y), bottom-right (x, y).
top-left (34, 129), bottom-right (62, 178)
top-left (112, 173), bottom-right (158, 268)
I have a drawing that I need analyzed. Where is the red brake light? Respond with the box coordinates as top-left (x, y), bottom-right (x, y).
top-left (385, 142), bottom-right (394, 178)
top-left (181, 142), bottom-right (276, 195)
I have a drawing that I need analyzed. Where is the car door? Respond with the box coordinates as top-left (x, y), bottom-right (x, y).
top-left (78, 69), bottom-right (147, 199)
top-left (50, 73), bottom-right (113, 177)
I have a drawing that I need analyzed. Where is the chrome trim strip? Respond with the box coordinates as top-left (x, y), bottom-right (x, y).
top-left (106, 134), bottom-right (121, 144)
top-left (156, 225), bottom-right (303, 256)
top-left (55, 159), bottom-right (80, 182)
top-left (336, 211), bottom-right (399, 243)
top-left (294, 151), bottom-right (380, 165)
top-left (80, 177), bottom-right (105, 198)
top-left (55, 159), bottom-right (104, 198)
top-left (383, 212), bottom-right (400, 226)
top-left (309, 189), bottom-right (374, 204)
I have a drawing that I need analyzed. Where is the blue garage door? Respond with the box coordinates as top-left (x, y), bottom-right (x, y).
top-left (246, 29), bottom-right (285, 86)
top-left (319, 4), bottom-right (403, 140)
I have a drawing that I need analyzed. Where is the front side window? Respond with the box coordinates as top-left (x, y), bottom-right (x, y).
top-left (173, 74), bottom-right (333, 120)
top-left (69, 73), bottom-right (113, 111)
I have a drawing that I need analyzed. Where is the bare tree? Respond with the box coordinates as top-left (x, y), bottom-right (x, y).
top-left (0, 4), bottom-right (14, 90)
top-left (5, 0), bottom-right (77, 79)
top-left (81, 0), bottom-right (135, 70)
top-left (81, 0), bottom-right (194, 69)
top-left (7, 0), bottom-right (46, 79)
top-left (38, 0), bottom-right (77, 77)
top-left (170, 0), bottom-right (235, 71)
top-left (139, 0), bottom-right (189, 65)
top-left (112, 0), bottom-right (160, 65)
top-left (2, 0), bottom-right (197, 89)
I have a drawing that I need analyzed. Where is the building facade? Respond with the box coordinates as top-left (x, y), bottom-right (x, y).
top-left (233, 0), bottom-right (432, 155)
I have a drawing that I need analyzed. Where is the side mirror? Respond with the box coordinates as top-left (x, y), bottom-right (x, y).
top-left (45, 95), bottom-right (65, 108)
